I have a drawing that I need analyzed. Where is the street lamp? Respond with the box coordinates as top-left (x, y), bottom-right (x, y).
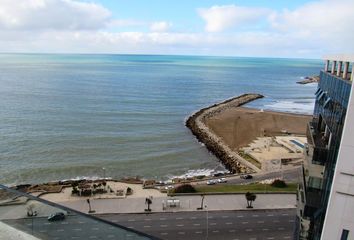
top-left (205, 204), bottom-right (209, 240)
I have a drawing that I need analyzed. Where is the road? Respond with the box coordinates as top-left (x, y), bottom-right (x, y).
top-left (2, 214), bottom-right (154, 240)
top-left (225, 168), bottom-right (301, 185)
top-left (99, 209), bottom-right (296, 240)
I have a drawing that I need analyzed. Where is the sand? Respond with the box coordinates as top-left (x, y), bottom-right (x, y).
top-left (186, 94), bottom-right (311, 173)
top-left (206, 107), bottom-right (311, 150)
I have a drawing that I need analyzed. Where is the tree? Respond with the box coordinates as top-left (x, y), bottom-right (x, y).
top-left (145, 198), bottom-right (152, 212)
top-left (245, 192), bottom-right (257, 208)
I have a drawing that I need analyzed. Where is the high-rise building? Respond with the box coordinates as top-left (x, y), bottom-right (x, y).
top-left (297, 55), bottom-right (354, 240)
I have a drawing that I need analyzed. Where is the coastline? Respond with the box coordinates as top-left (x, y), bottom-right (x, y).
top-left (186, 93), bottom-right (264, 174)
top-left (186, 93), bottom-right (311, 174)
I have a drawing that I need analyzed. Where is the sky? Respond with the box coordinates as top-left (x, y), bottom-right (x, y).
top-left (0, 0), bottom-right (353, 58)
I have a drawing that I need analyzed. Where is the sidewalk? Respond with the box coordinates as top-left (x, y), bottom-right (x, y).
top-left (58, 193), bottom-right (296, 214)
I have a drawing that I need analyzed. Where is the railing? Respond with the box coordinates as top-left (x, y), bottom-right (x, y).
top-left (306, 122), bottom-right (328, 165)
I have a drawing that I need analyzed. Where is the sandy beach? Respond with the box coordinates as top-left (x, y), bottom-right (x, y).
top-left (186, 94), bottom-right (311, 173)
top-left (206, 107), bottom-right (311, 150)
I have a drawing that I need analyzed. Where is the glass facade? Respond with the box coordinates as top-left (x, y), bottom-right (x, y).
top-left (306, 71), bottom-right (351, 239)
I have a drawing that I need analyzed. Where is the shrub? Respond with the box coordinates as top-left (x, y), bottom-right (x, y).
top-left (271, 179), bottom-right (287, 188)
top-left (126, 187), bottom-right (133, 195)
top-left (173, 184), bottom-right (196, 193)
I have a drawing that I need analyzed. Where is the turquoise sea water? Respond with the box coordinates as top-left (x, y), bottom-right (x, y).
top-left (0, 54), bottom-right (322, 185)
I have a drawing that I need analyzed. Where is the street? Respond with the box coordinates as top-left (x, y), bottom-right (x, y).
top-left (100, 209), bottom-right (296, 240)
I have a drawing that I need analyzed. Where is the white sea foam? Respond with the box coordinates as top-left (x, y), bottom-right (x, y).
top-left (167, 167), bottom-right (229, 181)
top-left (265, 100), bottom-right (315, 114)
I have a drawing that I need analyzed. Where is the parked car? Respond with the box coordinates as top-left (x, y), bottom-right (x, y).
top-left (47, 212), bottom-right (65, 221)
top-left (240, 174), bottom-right (253, 180)
top-left (207, 180), bottom-right (216, 185)
top-left (217, 178), bottom-right (227, 183)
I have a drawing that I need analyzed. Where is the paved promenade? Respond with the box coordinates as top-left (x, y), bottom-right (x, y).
top-left (58, 193), bottom-right (296, 214)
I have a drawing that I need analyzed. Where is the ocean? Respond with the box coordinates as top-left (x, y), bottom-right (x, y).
top-left (0, 54), bottom-right (322, 185)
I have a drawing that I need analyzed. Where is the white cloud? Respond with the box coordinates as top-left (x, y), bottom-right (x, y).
top-left (198, 5), bottom-right (271, 32)
top-left (150, 21), bottom-right (171, 32)
top-left (0, 0), bottom-right (111, 30)
top-left (268, 0), bottom-right (354, 55)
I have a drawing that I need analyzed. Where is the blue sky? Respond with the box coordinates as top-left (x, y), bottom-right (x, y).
top-left (0, 0), bottom-right (353, 58)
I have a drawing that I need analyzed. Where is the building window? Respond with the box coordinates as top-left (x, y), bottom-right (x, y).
top-left (341, 229), bottom-right (349, 240)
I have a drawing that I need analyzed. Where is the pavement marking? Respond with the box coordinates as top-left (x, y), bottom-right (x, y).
top-left (257, 221), bottom-right (264, 223)
top-left (176, 224), bottom-right (184, 227)
top-left (222, 216), bottom-right (229, 218)
top-left (111, 219), bottom-right (118, 223)
top-left (178, 232), bottom-right (185, 235)
top-left (245, 229), bottom-right (253, 232)
top-left (195, 231), bottom-right (203, 234)
top-left (128, 219), bottom-right (135, 222)
top-left (283, 236), bottom-right (291, 239)
top-left (242, 221), bottom-right (249, 224)
top-left (226, 222), bottom-right (233, 225)
top-left (71, 237), bottom-right (80, 239)
top-left (160, 224), bottom-right (168, 227)
top-left (160, 233), bottom-right (168, 235)
top-left (61, 222), bottom-right (68, 225)
top-left (267, 237), bottom-right (275, 240)
top-left (73, 228), bottom-right (82, 231)
top-left (193, 223), bottom-right (201, 226)
top-left (143, 225), bottom-right (151, 228)
top-left (176, 217), bottom-right (184, 220)
top-left (207, 216), bottom-right (214, 219)
top-left (262, 228), bottom-right (269, 231)
top-left (212, 230), bottom-right (219, 233)
top-left (282, 213), bottom-right (289, 216)
top-left (237, 215), bottom-right (244, 218)
top-left (267, 214), bottom-right (274, 217)
top-left (252, 214), bottom-right (259, 217)
top-left (210, 223), bottom-right (217, 226)
top-left (43, 223), bottom-right (51, 225)
top-left (78, 221), bottom-right (86, 224)
top-left (159, 218), bottom-right (166, 220)
top-left (92, 227), bottom-right (99, 231)
top-left (144, 218), bottom-right (152, 221)
top-left (128, 226), bottom-right (134, 229)
top-left (278, 227), bottom-right (285, 230)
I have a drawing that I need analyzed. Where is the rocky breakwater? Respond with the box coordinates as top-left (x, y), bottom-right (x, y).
top-left (186, 94), bottom-right (264, 174)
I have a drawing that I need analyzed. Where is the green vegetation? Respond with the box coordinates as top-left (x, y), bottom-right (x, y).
top-left (271, 179), bottom-right (287, 188)
top-left (195, 183), bottom-right (297, 193)
top-left (238, 151), bottom-right (261, 169)
top-left (173, 184), bottom-right (197, 193)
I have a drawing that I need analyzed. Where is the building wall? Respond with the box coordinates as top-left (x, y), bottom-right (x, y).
top-left (321, 81), bottom-right (354, 240)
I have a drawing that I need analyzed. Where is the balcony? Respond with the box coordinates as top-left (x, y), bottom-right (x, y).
top-left (306, 122), bottom-right (328, 165)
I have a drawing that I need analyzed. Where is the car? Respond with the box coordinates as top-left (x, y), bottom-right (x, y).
top-left (217, 178), bottom-right (227, 183)
top-left (47, 212), bottom-right (65, 221)
top-left (240, 174), bottom-right (253, 180)
top-left (207, 180), bottom-right (216, 185)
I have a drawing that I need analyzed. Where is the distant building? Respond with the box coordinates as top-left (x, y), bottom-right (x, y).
top-left (297, 55), bottom-right (354, 240)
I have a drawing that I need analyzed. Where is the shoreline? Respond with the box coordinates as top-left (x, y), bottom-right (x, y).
top-left (186, 93), bottom-right (264, 174)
